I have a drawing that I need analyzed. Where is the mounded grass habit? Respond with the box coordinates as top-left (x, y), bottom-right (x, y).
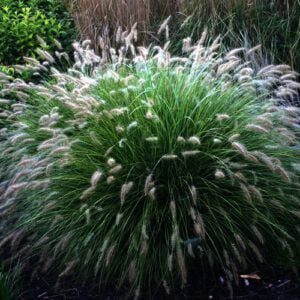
top-left (0, 28), bottom-right (300, 297)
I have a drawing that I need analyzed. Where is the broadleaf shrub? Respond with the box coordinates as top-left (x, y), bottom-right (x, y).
top-left (0, 0), bottom-right (75, 66)
top-left (0, 28), bottom-right (299, 297)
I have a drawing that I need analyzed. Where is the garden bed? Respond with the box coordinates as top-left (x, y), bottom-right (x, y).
top-left (16, 266), bottom-right (300, 299)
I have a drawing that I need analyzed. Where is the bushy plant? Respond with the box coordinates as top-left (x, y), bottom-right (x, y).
top-left (0, 29), bottom-right (300, 297)
top-left (0, 66), bottom-right (14, 76)
top-left (0, 0), bottom-right (75, 66)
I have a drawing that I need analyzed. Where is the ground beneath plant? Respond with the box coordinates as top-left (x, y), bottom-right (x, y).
top-left (16, 266), bottom-right (300, 300)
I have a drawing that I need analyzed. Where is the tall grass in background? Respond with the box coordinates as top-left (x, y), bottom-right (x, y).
top-left (64, 0), bottom-right (184, 50)
top-left (179, 0), bottom-right (300, 70)
top-left (65, 0), bottom-right (300, 70)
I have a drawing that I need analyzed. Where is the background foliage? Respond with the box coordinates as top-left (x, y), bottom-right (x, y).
top-left (65, 0), bottom-right (300, 70)
top-left (178, 0), bottom-right (300, 71)
top-left (0, 0), bottom-right (75, 66)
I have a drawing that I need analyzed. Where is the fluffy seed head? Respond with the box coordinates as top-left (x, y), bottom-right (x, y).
top-left (177, 136), bottom-right (185, 143)
top-left (275, 166), bottom-right (291, 182)
top-left (240, 184), bottom-right (252, 203)
top-left (148, 187), bottom-right (156, 200)
top-left (215, 169), bottom-right (226, 179)
top-left (182, 150), bottom-right (200, 157)
top-left (120, 181), bottom-right (134, 205)
top-left (127, 121), bottom-right (138, 131)
top-left (187, 136), bottom-right (201, 145)
top-left (106, 176), bottom-right (115, 185)
top-left (116, 125), bottom-right (125, 133)
top-left (161, 154), bottom-right (178, 160)
top-left (115, 213), bottom-right (123, 226)
top-left (216, 114), bottom-right (230, 121)
top-left (105, 245), bottom-right (115, 267)
top-left (109, 165), bottom-right (122, 175)
top-left (170, 200), bottom-right (176, 220)
top-left (190, 185), bottom-right (198, 205)
top-left (90, 171), bottom-right (103, 187)
top-left (213, 138), bottom-right (222, 144)
top-left (128, 260), bottom-right (136, 283)
top-left (245, 124), bottom-right (269, 134)
top-left (107, 158), bottom-right (116, 167)
top-left (249, 185), bottom-right (263, 202)
top-left (233, 172), bottom-right (247, 182)
top-left (80, 186), bottom-right (95, 200)
top-left (145, 136), bottom-right (158, 143)
top-left (176, 245), bottom-right (187, 286)
top-left (232, 142), bottom-right (248, 157)
top-left (144, 174), bottom-right (154, 196)
top-left (228, 134), bottom-right (240, 143)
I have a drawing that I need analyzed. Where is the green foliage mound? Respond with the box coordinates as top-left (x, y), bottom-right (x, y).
top-left (0, 0), bottom-right (74, 66)
top-left (0, 33), bottom-right (299, 297)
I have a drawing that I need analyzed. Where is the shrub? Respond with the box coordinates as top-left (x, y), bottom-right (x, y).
top-left (0, 30), bottom-right (300, 297)
top-left (0, 0), bottom-right (75, 66)
top-left (0, 66), bottom-right (14, 76)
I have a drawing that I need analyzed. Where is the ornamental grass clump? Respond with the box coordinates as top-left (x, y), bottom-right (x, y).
top-left (0, 25), bottom-right (300, 297)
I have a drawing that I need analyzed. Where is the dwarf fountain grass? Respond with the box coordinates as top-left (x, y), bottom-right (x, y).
top-left (0, 28), bottom-right (300, 297)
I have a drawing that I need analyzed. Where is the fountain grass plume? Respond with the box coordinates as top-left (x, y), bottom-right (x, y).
top-left (0, 24), bottom-right (300, 297)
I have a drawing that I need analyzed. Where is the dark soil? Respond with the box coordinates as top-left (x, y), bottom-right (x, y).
top-left (15, 266), bottom-right (300, 300)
